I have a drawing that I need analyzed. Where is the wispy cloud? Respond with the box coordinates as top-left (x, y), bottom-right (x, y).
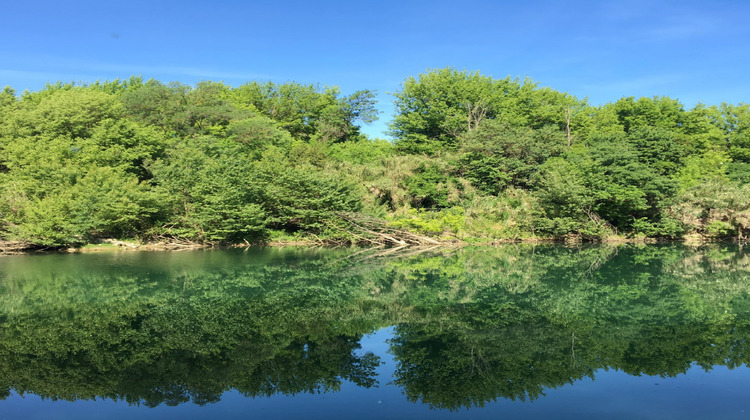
top-left (644, 12), bottom-right (720, 40)
top-left (595, 1), bottom-right (725, 43)
top-left (0, 53), bottom-right (276, 86)
top-left (599, 0), bottom-right (656, 21)
top-left (90, 63), bottom-right (275, 81)
top-left (580, 73), bottom-right (689, 103)
top-left (0, 68), bottom-right (95, 90)
top-left (591, 74), bottom-right (684, 90)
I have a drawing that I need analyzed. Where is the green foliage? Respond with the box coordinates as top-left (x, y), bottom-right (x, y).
top-left (3, 192), bottom-right (83, 246)
top-left (706, 220), bottom-right (734, 237)
top-left (613, 96), bottom-right (685, 133)
top-left (325, 138), bottom-right (393, 164)
top-left (1, 89), bottom-right (165, 180)
top-left (12, 88), bottom-right (124, 139)
top-left (390, 67), bottom-right (587, 155)
top-left (714, 103), bottom-right (750, 163)
top-left (675, 150), bottom-right (730, 190)
top-left (68, 167), bottom-right (165, 238)
top-left (531, 154), bottom-right (609, 238)
top-left (671, 178), bottom-right (750, 239)
top-left (0, 78), bottom-right (379, 246)
top-left (459, 121), bottom-right (566, 193)
top-left (230, 81), bottom-right (377, 142)
top-left (2, 72), bottom-right (750, 245)
top-left (254, 149), bottom-right (362, 231)
top-left (402, 161), bottom-right (463, 209)
top-left (344, 154), bottom-right (433, 212)
top-left (225, 114), bottom-right (293, 154)
top-left (390, 67), bottom-right (526, 153)
top-left (728, 161), bottom-right (750, 184)
top-left (626, 126), bottom-right (685, 175)
top-left (631, 217), bottom-right (685, 238)
top-left (121, 80), bottom-right (244, 137)
top-left (0, 88), bottom-right (168, 245)
top-left (534, 156), bottom-right (594, 219)
top-left (389, 207), bottom-right (465, 236)
top-left (585, 134), bottom-right (678, 231)
top-left (0, 86), bottom-right (16, 110)
top-left (149, 136), bottom-right (268, 243)
top-left (3, 168), bottom-right (164, 245)
top-left (460, 190), bottom-right (538, 240)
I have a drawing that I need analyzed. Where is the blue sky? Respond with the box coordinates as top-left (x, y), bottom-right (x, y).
top-left (2, 0), bottom-right (748, 138)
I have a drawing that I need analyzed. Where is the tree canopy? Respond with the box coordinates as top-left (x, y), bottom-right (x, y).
top-left (1, 68), bottom-right (749, 247)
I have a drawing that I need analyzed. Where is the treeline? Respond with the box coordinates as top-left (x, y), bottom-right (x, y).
top-left (1, 68), bottom-right (749, 246)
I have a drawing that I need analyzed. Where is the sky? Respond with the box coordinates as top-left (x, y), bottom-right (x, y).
top-left (2, 0), bottom-right (749, 138)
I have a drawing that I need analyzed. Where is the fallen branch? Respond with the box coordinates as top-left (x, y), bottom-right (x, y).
top-left (334, 212), bottom-right (450, 246)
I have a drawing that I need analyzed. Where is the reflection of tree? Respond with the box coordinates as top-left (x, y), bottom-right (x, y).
top-left (390, 322), bottom-right (593, 409)
top-left (0, 250), bottom-right (385, 406)
top-left (388, 314), bottom-right (750, 410)
top-left (386, 243), bottom-right (750, 410)
top-left (1, 244), bottom-right (750, 409)
top-left (0, 296), bottom-right (383, 406)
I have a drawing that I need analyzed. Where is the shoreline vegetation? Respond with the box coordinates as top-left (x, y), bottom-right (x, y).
top-left (2, 67), bottom-right (750, 251)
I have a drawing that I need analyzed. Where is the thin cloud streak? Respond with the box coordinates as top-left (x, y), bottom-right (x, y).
top-left (580, 74), bottom-right (689, 103)
top-left (1, 53), bottom-right (277, 86)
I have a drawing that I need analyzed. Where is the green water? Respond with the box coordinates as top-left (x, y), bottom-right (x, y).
top-left (1, 244), bottom-right (750, 418)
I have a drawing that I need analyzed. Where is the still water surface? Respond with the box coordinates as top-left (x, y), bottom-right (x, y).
top-left (1, 244), bottom-right (750, 418)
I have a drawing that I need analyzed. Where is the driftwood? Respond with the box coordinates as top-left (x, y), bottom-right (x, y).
top-left (333, 212), bottom-right (447, 246)
top-left (354, 244), bottom-right (446, 262)
top-left (0, 241), bottom-right (34, 254)
top-left (142, 235), bottom-right (208, 250)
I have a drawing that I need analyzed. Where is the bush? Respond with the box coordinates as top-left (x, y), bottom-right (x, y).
top-left (390, 208), bottom-right (465, 236)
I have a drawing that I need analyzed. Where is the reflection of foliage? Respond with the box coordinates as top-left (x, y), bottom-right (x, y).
top-left (1, 245), bottom-right (750, 410)
top-left (390, 323), bottom-right (591, 408)
top-left (384, 244), bottom-right (750, 410)
top-left (0, 249), bottom-right (384, 406)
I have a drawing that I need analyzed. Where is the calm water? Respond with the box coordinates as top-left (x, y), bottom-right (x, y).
top-left (1, 244), bottom-right (750, 419)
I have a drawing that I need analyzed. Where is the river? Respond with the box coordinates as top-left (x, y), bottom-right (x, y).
top-left (1, 244), bottom-right (749, 418)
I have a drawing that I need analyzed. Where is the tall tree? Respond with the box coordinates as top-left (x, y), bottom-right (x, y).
top-left (390, 67), bottom-right (586, 155)
top-left (389, 68), bottom-right (527, 154)
top-left (230, 81), bottom-right (377, 143)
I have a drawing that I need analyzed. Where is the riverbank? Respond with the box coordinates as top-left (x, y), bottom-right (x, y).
top-left (0, 233), bottom-right (734, 255)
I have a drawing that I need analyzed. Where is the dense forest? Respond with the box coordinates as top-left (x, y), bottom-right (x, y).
top-left (1, 67), bottom-right (749, 247)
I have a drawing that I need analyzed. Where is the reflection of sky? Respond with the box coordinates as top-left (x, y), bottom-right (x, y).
top-left (3, 326), bottom-right (750, 419)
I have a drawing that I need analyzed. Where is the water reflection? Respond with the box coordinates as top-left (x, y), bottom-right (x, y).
top-left (0, 244), bottom-right (749, 411)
